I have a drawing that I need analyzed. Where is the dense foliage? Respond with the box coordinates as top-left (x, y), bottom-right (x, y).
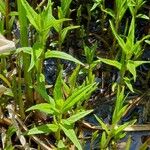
top-left (0, 0), bottom-right (150, 149)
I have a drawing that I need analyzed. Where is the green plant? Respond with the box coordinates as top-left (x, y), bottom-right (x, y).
top-left (95, 87), bottom-right (135, 149)
top-left (0, 0), bottom-right (17, 37)
top-left (91, 0), bottom-right (150, 149)
top-left (26, 71), bottom-right (97, 149)
top-left (84, 42), bottom-right (98, 84)
top-left (97, 0), bottom-right (150, 92)
top-left (20, 0), bottom-right (80, 79)
top-left (17, 0), bottom-right (33, 108)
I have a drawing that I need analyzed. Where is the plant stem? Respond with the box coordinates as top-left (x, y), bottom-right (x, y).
top-left (17, 0), bottom-right (33, 106)
top-left (17, 53), bottom-right (25, 119)
top-left (37, 33), bottom-right (45, 83)
top-left (5, 0), bottom-right (10, 38)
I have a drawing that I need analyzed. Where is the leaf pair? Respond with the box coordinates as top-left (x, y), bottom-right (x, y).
top-left (26, 71), bottom-right (96, 149)
top-left (20, 0), bottom-right (53, 34)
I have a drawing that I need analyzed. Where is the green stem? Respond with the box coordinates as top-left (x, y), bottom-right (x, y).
top-left (17, 0), bottom-right (33, 106)
top-left (37, 33), bottom-right (45, 83)
top-left (102, 134), bottom-right (113, 149)
top-left (17, 53), bottom-right (25, 119)
top-left (55, 115), bottom-right (62, 141)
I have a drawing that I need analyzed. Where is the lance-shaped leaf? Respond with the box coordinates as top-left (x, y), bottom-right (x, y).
top-left (61, 0), bottom-right (72, 17)
top-left (54, 70), bottom-right (63, 101)
top-left (26, 103), bottom-right (59, 115)
top-left (126, 17), bottom-right (135, 54)
top-left (28, 42), bottom-right (43, 71)
top-left (133, 60), bottom-right (150, 67)
top-left (97, 57), bottom-right (122, 70)
top-left (60, 124), bottom-right (82, 150)
top-left (110, 20), bottom-right (127, 54)
top-left (54, 70), bottom-right (64, 109)
top-left (45, 50), bottom-right (84, 66)
top-left (62, 110), bottom-right (93, 125)
top-left (20, 0), bottom-right (40, 31)
top-left (61, 26), bottom-right (80, 43)
top-left (124, 77), bottom-right (134, 92)
top-left (69, 65), bottom-right (80, 91)
top-left (62, 83), bottom-right (96, 112)
top-left (41, 0), bottom-right (53, 29)
top-left (127, 60), bottom-right (150, 81)
top-left (100, 132), bottom-right (107, 148)
top-left (27, 124), bottom-right (58, 135)
top-left (34, 74), bottom-right (55, 104)
top-left (95, 115), bottom-right (109, 134)
top-left (0, 0), bottom-right (6, 15)
top-left (115, 120), bottom-right (136, 135)
top-left (113, 105), bottom-right (128, 124)
top-left (127, 60), bottom-right (137, 81)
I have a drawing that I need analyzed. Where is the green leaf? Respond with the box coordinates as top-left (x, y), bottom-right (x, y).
top-left (20, 0), bottom-right (40, 31)
top-left (113, 105), bottom-right (128, 124)
top-left (103, 8), bottom-right (115, 18)
top-left (34, 78), bottom-right (55, 104)
top-left (127, 60), bottom-right (137, 81)
top-left (62, 83), bottom-right (97, 112)
top-left (125, 136), bottom-right (132, 150)
top-left (124, 77), bottom-right (134, 92)
top-left (53, 71), bottom-right (64, 110)
top-left (100, 132), bottom-right (107, 148)
top-left (133, 61), bottom-right (150, 67)
top-left (94, 115), bottom-right (109, 134)
top-left (41, 0), bottom-right (53, 29)
top-left (92, 130), bottom-right (99, 142)
top-left (6, 126), bottom-right (17, 138)
top-left (127, 60), bottom-right (150, 81)
top-left (28, 42), bottom-right (43, 71)
top-left (0, 0), bottom-right (5, 15)
top-left (62, 80), bottom-right (70, 96)
top-left (52, 18), bottom-right (71, 33)
top-left (45, 50), bottom-right (84, 66)
top-left (54, 70), bottom-right (63, 103)
top-left (69, 65), bottom-right (80, 91)
top-left (62, 110), bottom-right (93, 125)
top-left (27, 124), bottom-right (58, 135)
top-left (97, 57), bottom-right (122, 70)
top-left (136, 14), bottom-right (150, 20)
top-left (91, 3), bottom-right (99, 11)
top-left (61, 0), bottom-right (72, 17)
top-left (60, 124), bottom-right (82, 150)
top-left (112, 87), bottom-right (126, 123)
top-left (57, 140), bottom-right (66, 149)
top-left (26, 103), bottom-right (59, 115)
top-left (0, 74), bottom-right (11, 88)
top-left (116, 0), bottom-right (128, 21)
top-left (84, 43), bottom-right (97, 64)
top-left (112, 82), bottom-right (117, 92)
top-left (16, 47), bottom-right (32, 54)
top-left (145, 40), bottom-right (150, 45)
top-left (110, 20), bottom-right (127, 54)
top-left (61, 26), bottom-right (80, 43)
top-left (126, 17), bottom-right (135, 55)
top-left (115, 120), bottom-right (136, 135)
